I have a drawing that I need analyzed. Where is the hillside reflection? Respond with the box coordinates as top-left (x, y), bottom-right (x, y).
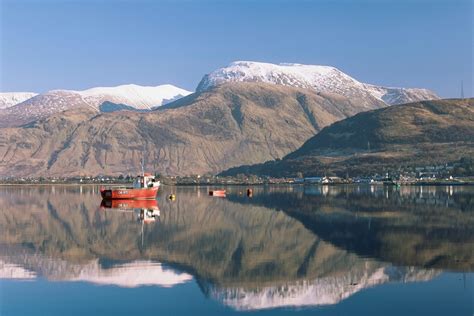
top-left (228, 185), bottom-right (474, 271)
top-left (0, 185), bottom-right (471, 310)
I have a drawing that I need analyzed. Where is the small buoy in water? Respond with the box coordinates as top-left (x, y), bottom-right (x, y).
top-left (168, 194), bottom-right (176, 201)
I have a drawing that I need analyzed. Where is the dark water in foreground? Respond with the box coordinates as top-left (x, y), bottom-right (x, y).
top-left (0, 184), bottom-right (473, 315)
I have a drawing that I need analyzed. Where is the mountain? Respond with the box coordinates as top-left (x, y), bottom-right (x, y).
top-left (197, 61), bottom-right (439, 106)
top-left (205, 266), bottom-right (435, 311)
top-left (0, 254), bottom-right (192, 288)
top-left (0, 92), bottom-right (37, 109)
top-left (0, 84), bottom-right (191, 128)
top-left (0, 185), bottom-right (441, 310)
top-left (227, 185), bottom-right (474, 271)
top-left (221, 98), bottom-right (474, 177)
top-left (0, 82), bottom-right (386, 177)
top-left (0, 248), bottom-right (435, 311)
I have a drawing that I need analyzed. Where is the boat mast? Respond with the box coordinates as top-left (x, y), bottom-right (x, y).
top-left (141, 146), bottom-right (145, 177)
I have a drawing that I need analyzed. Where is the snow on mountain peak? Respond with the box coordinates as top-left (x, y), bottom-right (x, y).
top-left (0, 84), bottom-right (192, 127)
top-left (197, 61), bottom-right (439, 106)
top-left (0, 92), bottom-right (38, 109)
top-left (26, 84), bottom-right (192, 110)
top-left (200, 61), bottom-right (340, 91)
top-left (206, 265), bottom-right (438, 311)
top-left (67, 83), bottom-right (192, 110)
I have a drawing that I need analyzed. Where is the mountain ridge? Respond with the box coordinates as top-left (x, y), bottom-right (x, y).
top-left (0, 84), bottom-right (192, 128)
top-left (0, 83), bottom-right (385, 177)
top-left (197, 61), bottom-right (439, 106)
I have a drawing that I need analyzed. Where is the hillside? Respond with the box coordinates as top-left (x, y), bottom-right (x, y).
top-left (221, 98), bottom-right (474, 177)
top-left (0, 82), bottom-right (382, 177)
top-left (227, 185), bottom-right (474, 271)
top-left (197, 61), bottom-right (439, 106)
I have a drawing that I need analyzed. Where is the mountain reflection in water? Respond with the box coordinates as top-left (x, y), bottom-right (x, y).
top-left (0, 184), bottom-right (472, 311)
top-left (227, 185), bottom-right (474, 271)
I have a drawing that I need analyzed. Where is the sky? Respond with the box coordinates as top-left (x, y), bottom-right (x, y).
top-left (0, 0), bottom-right (472, 97)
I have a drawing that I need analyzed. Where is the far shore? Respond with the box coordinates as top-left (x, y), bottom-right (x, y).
top-left (1, 181), bottom-right (473, 187)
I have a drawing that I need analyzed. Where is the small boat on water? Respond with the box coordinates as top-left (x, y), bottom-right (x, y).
top-left (100, 173), bottom-right (160, 200)
top-left (209, 189), bottom-right (226, 197)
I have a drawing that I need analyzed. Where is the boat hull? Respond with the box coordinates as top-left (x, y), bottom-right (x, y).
top-left (100, 186), bottom-right (159, 200)
top-left (209, 190), bottom-right (226, 197)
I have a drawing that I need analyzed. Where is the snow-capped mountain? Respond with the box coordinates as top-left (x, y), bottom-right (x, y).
top-left (0, 248), bottom-right (438, 310)
top-left (71, 84), bottom-right (192, 110)
top-left (196, 61), bottom-right (439, 106)
top-left (0, 84), bottom-right (191, 127)
top-left (24, 83), bottom-right (191, 111)
top-left (0, 92), bottom-right (38, 109)
top-left (206, 266), bottom-right (438, 311)
top-left (0, 256), bottom-right (193, 288)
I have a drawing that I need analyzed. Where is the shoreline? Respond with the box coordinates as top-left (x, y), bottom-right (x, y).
top-left (0, 181), bottom-right (473, 187)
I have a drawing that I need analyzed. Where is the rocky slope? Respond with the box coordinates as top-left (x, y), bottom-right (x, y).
top-left (222, 98), bottom-right (474, 177)
top-left (0, 83), bottom-right (384, 177)
top-left (0, 84), bottom-right (191, 128)
top-left (197, 61), bottom-right (439, 106)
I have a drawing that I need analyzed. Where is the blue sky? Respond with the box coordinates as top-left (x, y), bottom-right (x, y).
top-left (0, 0), bottom-right (472, 97)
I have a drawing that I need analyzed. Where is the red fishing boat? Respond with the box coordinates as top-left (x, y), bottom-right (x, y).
top-left (100, 173), bottom-right (160, 200)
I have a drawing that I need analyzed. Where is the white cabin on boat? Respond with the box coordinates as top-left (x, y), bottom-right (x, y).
top-left (133, 173), bottom-right (160, 189)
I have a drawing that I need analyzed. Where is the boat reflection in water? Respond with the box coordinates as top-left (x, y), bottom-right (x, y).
top-left (100, 198), bottom-right (160, 223)
top-left (0, 185), bottom-right (472, 314)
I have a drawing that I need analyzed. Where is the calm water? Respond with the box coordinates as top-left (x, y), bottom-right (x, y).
top-left (0, 184), bottom-right (473, 315)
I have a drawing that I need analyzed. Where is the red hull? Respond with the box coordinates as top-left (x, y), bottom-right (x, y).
top-left (209, 190), bottom-right (226, 197)
top-left (100, 186), bottom-right (159, 200)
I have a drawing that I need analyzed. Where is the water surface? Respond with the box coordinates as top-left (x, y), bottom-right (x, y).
top-left (0, 185), bottom-right (473, 315)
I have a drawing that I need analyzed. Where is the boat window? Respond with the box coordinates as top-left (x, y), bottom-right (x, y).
top-left (133, 177), bottom-right (142, 188)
